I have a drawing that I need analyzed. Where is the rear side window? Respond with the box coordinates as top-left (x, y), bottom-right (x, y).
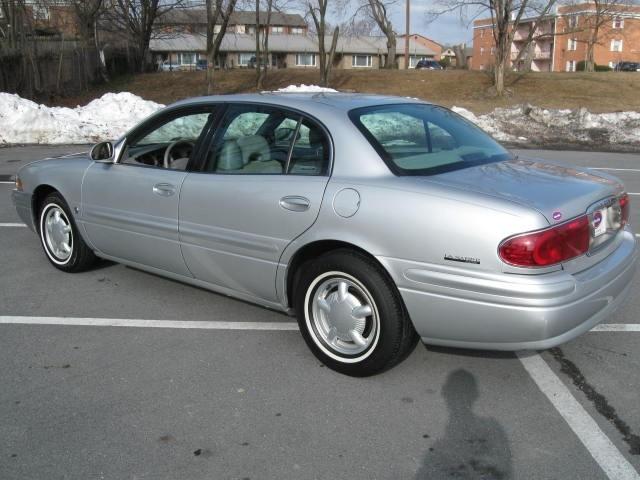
top-left (349, 104), bottom-right (511, 176)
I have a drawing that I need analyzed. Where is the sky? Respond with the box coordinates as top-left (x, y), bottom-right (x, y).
top-left (389, 3), bottom-right (476, 46)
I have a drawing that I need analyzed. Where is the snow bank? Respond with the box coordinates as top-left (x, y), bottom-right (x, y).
top-left (0, 92), bottom-right (164, 145)
top-left (452, 104), bottom-right (640, 148)
top-left (276, 84), bottom-right (338, 93)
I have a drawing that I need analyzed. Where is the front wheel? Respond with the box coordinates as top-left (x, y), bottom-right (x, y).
top-left (294, 250), bottom-right (418, 376)
top-left (38, 192), bottom-right (97, 272)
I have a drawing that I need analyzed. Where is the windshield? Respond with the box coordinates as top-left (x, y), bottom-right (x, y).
top-left (349, 103), bottom-right (512, 176)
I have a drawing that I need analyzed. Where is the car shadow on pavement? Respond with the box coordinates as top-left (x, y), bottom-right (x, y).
top-left (416, 369), bottom-right (513, 480)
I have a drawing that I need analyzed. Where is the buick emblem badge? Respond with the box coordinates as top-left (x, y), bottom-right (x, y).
top-left (593, 211), bottom-right (603, 228)
top-left (552, 211), bottom-right (562, 221)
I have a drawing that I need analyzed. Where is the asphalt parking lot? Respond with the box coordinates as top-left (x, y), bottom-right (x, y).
top-left (1, 145), bottom-right (639, 480)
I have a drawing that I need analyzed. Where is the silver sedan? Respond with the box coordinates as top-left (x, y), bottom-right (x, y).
top-left (12, 93), bottom-right (638, 376)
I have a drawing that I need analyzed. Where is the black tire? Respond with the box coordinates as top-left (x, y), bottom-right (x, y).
top-left (294, 249), bottom-right (418, 376)
top-left (38, 192), bottom-right (97, 273)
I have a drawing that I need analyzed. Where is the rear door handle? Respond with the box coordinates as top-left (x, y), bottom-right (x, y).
top-left (279, 196), bottom-right (310, 212)
top-left (152, 183), bottom-right (176, 197)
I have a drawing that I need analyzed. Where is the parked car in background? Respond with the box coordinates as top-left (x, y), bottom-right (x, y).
top-left (159, 60), bottom-right (175, 72)
top-left (196, 59), bottom-right (208, 71)
top-left (12, 93), bottom-right (637, 376)
top-left (616, 61), bottom-right (640, 71)
top-left (416, 59), bottom-right (443, 70)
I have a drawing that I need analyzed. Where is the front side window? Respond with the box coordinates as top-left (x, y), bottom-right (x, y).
top-left (352, 55), bottom-right (372, 67)
top-left (122, 110), bottom-right (213, 170)
top-left (296, 53), bottom-right (316, 66)
top-left (568, 38), bottom-right (577, 51)
top-left (203, 105), bottom-right (329, 176)
top-left (350, 104), bottom-right (511, 176)
top-left (613, 17), bottom-right (623, 29)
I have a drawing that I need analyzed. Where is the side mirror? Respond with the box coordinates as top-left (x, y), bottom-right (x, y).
top-left (90, 141), bottom-right (114, 162)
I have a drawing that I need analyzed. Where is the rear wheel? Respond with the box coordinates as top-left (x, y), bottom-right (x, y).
top-left (38, 192), bottom-right (97, 272)
top-left (294, 249), bottom-right (418, 376)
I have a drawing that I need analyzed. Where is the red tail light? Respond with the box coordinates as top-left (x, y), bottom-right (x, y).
top-left (499, 215), bottom-right (590, 267)
top-left (619, 193), bottom-right (630, 226)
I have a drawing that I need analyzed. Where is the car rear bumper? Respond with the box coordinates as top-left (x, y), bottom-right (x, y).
top-left (378, 230), bottom-right (637, 351)
top-left (11, 190), bottom-right (35, 231)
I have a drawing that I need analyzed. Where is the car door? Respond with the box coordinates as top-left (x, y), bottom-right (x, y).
top-left (179, 103), bottom-right (332, 302)
top-left (81, 105), bottom-right (218, 276)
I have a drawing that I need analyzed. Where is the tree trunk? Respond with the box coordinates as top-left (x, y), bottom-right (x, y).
top-left (586, 27), bottom-right (598, 72)
top-left (494, 61), bottom-right (505, 96)
top-left (384, 34), bottom-right (396, 69)
top-left (321, 26), bottom-right (339, 86)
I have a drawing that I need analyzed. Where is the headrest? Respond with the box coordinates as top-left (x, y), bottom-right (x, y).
top-left (308, 128), bottom-right (324, 147)
top-left (236, 135), bottom-right (271, 164)
top-left (216, 140), bottom-right (243, 170)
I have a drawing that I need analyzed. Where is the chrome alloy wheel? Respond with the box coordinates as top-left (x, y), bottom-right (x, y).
top-left (41, 204), bottom-right (73, 264)
top-left (304, 271), bottom-right (380, 362)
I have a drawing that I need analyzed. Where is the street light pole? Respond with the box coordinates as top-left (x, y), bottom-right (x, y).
top-left (405, 0), bottom-right (410, 69)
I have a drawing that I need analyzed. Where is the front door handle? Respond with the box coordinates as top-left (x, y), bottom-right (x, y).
top-left (153, 183), bottom-right (176, 197)
top-left (279, 196), bottom-right (310, 212)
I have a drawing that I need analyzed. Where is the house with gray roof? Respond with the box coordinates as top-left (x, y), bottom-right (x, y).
top-left (150, 30), bottom-right (438, 71)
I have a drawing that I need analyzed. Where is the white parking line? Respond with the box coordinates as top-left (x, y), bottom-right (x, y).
top-left (0, 316), bottom-right (299, 330)
top-left (517, 351), bottom-right (640, 480)
top-left (591, 324), bottom-right (640, 332)
top-left (629, 193), bottom-right (640, 196)
top-left (0, 223), bottom-right (27, 227)
top-left (590, 168), bottom-right (640, 172)
top-left (0, 181), bottom-right (14, 184)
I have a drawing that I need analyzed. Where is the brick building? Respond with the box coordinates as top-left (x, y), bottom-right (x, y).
top-left (472, 2), bottom-right (640, 72)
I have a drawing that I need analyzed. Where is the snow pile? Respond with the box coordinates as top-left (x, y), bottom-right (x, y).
top-left (276, 84), bottom-right (338, 93)
top-left (452, 105), bottom-right (640, 148)
top-left (0, 92), bottom-right (164, 145)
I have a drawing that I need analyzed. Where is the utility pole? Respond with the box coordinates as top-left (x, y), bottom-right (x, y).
top-left (405, 0), bottom-right (410, 69)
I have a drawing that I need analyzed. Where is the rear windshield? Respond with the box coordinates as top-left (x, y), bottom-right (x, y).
top-left (349, 103), bottom-right (512, 176)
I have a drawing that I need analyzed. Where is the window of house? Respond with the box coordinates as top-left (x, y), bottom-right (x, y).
top-left (247, 26), bottom-right (255, 34)
top-left (611, 39), bottom-right (623, 52)
top-left (291, 27), bottom-right (304, 34)
top-left (568, 38), bottom-right (577, 51)
top-left (480, 29), bottom-right (484, 38)
top-left (236, 24), bottom-right (245, 34)
top-left (178, 52), bottom-right (197, 65)
top-left (238, 53), bottom-right (254, 66)
top-left (490, 47), bottom-right (495, 55)
top-left (33, 4), bottom-right (49, 19)
top-left (567, 15), bottom-right (578, 29)
top-left (295, 53), bottom-right (316, 66)
top-left (479, 64), bottom-right (485, 70)
top-left (480, 47), bottom-right (485, 56)
top-left (352, 54), bottom-right (372, 67)
top-left (272, 26), bottom-right (284, 34)
top-left (214, 24), bottom-right (221, 34)
top-left (609, 61), bottom-right (616, 69)
top-left (613, 17), bottom-right (624, 29)
top-left (566, 60), bottom-right (576, 72)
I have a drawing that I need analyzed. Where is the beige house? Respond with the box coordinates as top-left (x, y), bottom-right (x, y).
top-left (150, 32), bottom-right (437, 71)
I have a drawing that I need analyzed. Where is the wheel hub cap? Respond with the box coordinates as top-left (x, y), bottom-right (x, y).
top-left (44, 207), bottom-right (72, 261)
top-left (310, 275), bottom-right (378, 356)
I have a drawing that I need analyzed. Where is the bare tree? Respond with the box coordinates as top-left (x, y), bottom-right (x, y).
top-left (69, 0), bottom-right (107, 82)
top-left (206, 0), bottom-right (237, 93)
top-left (365, 0), bottom-right (397, 68)
top-left (429, 0), bottom-right (557, 95)
top-left (567, 0), bottom-right (633, 72)
top-left (338, 17), bottom-right (377, 36)
top-left (306, 0), bottom-right (338, 86)
top-left (109, 0), bottom-right (187, 72)
top-left (453, 43), bottom-right (467, 68)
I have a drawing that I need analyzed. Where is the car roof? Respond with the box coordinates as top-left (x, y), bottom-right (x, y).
top-left (170, 92), bottom-right (428, 113)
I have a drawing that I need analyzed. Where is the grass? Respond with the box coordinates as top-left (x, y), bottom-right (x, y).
top-left (50, 69), bottom-right (640, 114)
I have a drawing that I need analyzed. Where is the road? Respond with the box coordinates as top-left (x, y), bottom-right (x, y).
top-left (1, 145), bottom-right (639, 480)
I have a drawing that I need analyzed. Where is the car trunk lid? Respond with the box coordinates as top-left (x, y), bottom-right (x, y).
top-left (423, 157), bottom-right (627, 271)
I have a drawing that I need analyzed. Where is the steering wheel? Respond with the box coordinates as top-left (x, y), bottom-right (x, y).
top-left (164, 139), bottom-right (195, 169)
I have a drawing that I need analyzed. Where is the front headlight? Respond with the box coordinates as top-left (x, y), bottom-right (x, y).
top-left (14, 175), bottom-right (23, 191)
